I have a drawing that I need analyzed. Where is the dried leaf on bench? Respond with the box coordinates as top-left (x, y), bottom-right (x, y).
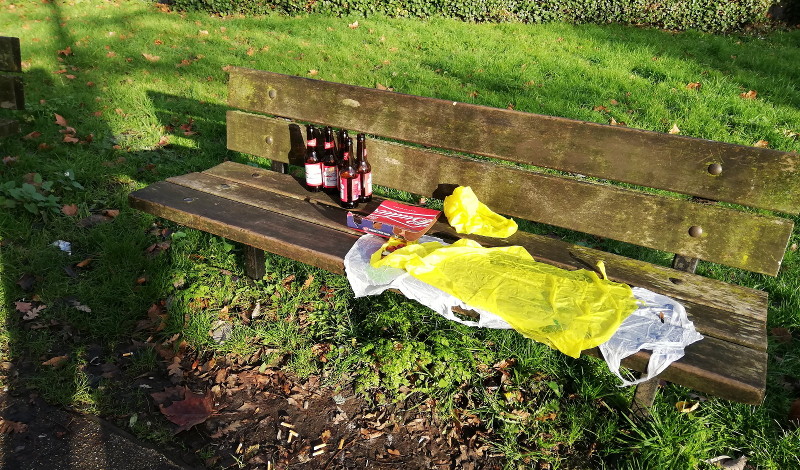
top-left (159, 390), bottom-right (215, 433)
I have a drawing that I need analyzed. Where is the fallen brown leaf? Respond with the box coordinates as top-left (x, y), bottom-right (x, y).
top-left (669, 124), bottom-right (680, 135)
top-left (142, 53), bottom-right (160, 62)
top-left (686, 82), bottom-right (702, 90)
top-left (0, 419), bottom-right (28, 434)
top-left (740, 90), bottom-right (758, 100)
top-left (61, 204), bottom-right (78, 216)
top-left (753, 140), bottom-right (769, 148)
top-left (42, 355), bottom-right (69, 368)
top-left (159, 391), bottom-right (214, 433)
top-left (54, 113), bottom-right (69, 127)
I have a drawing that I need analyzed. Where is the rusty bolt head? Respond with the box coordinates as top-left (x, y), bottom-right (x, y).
top-left (707, 163), bottom-right (722, 175)
top-left (688, 226), bottom-right (703, 237)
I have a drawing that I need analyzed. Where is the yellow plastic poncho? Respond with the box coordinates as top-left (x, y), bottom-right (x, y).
top-left (371, 238), bottom-right (638, 358)
top-left (443, 186), bottom-right (518, 238)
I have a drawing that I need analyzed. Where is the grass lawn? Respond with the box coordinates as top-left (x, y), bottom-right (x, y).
top-left (1, 0), bottom-right (800, 468)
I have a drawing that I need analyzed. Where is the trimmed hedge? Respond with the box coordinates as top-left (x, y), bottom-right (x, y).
top-left (172, 0), bottom-right (775, 33)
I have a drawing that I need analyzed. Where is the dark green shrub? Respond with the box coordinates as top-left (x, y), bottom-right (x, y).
top-left (170, 0), bottom-right (775, 33)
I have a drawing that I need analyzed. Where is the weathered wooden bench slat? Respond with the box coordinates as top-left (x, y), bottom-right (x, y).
top-left (227, 67), bottom-right (800, 215)
top-left (0, 75), bottom-right (24, 110)
top-left (128, 181), bottom-right (356, 274)
top-left (127, 178), bottom-right (766, 404)
top-left (164, 166), bottom-right (768, 353)
top-left (0, 37), bottom-right (21, 72)
top-left (0, 117), bottom-right (19, 137)
top-left (587, 334), bottom-right (766, 405)
top-left (227, 112), bottom-right (793, 276)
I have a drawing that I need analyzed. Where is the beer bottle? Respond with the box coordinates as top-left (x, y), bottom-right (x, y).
top-left (337, 129), bottom-right (349, 161)
top-left (356, 133), bottom-right (372, 203)
top-left (303, 126), bottom-right (322, 192)
top-left (338, 137), bottom-right (360, 209)
top-left (322, 127), bottom-right (338, 193)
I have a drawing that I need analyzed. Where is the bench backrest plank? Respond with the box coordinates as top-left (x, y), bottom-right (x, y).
top-left (0, 37), bottom-right (23, 137)
top-left (0, 37), bottom-right (23, 110)
top-left (228, 111), bottom-right (793, 276)
top-left (228, 68), bottom-right (800, 215)
top-left (226, 68), bottom-right (798, 276)
top-left (0, 37), bottom-right (21, 72)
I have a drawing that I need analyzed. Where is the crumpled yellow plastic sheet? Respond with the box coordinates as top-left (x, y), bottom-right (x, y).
top-left (371, 238), bottom-right (639, 358)
top-left (443, 186), bottom-right (518, 238)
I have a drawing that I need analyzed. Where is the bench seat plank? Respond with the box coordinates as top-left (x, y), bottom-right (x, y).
top-left (165, 165), bottom-right (768, 353)
top-left (128, 177), bottom-right (766, 404)
top-left (0, 75), bottom-right (24, 110)
top-left (128, 180), bottom-right (357, 274)
top-left (0, 117), bottom-right (19, 137)
top-left (227, 111), bottom-right (793, 276)
top-left (227, 67), bottom-right (800, 215)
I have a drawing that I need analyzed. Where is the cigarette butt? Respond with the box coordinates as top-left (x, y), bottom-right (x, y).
top-left (236, 442), bottom-right (243, 454)
top-left (122, 352), bottom-right (133, 357)
top-left (303, 400), bottom-right (309, 409)
top-left (312, 449), bottom-right (326, 457)
top-left (313, 443), bottom-right (327, 451)
top-left (280, 422), bottom-right (295, 428)
top-left (289, 429), bottom-right (300, 437)
top-left (287, 433), bottom-right (294, 444)
top-left (338, 438), bottom-right (345, 450)
top-left (267, 462), bottom-right (272, 470)
top-left (277, 429), bottom-right (283, 440)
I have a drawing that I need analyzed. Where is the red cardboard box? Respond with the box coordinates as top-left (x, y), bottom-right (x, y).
top-left (347, 200), bottom-right (441, 241)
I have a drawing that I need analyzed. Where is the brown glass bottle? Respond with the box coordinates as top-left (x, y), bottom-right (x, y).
top-left (322, 127), bottom-right (338, 193)
top-left (338, 137), bottom-right (360, 209)
top-left (337, 129), bottom-right (349, 161)
top-left (356, 133), bottom-right (372, 203)
top-left (303, 126), bottom-right (322, 192)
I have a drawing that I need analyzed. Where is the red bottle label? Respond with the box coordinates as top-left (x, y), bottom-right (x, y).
top-left (324, 141), bottom-right (334, 150)
top-left (305, 162), bottom-right (323, 186)
top-left (307, 138), bottom-right (317, 148)
top-left (339, 176), bottom-right (361, 203)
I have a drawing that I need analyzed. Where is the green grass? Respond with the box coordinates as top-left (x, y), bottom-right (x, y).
top-left (1, 1), bottom-right (800, 468)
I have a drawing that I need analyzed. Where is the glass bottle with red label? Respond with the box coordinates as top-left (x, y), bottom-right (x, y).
top-left (356, 133), bottom-right (372, 203)
top-left (338, 137), bottom-right (360, 209)
top-left (303, 125), bottom-right (322, 192)
top-left (322, 126), bottom-right (338, 194)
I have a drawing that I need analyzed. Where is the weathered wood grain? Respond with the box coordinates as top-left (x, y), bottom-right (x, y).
top-left (128, 178), bottom-right (766, 404)
top-left (227, 67), bottom-right (800, 215)
top-left (0, 118), bottom-right (19, 137)
top-left (226, 112), bottom-right (794, 276)
top-left (167, 166), bottom-right (768, 352)
top-left (128, 181), bottom-right (357, 274)
top-left (0, 37), bottom-right (21, 73)
top-left (0, 76), bottom-right (23, 110)
top-left (585, 334), bottom-right (766, 405)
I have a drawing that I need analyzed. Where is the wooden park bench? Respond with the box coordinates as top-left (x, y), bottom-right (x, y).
top-left (0, 36), bottom-right (24, 138)
top-left (129, 68), bottom-right (800, 410)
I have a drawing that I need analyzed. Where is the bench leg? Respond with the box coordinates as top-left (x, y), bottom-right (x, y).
top-left (631, 378), bottom-right (660, 420)
top-left (243, 246), bottom-right (266, 280)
